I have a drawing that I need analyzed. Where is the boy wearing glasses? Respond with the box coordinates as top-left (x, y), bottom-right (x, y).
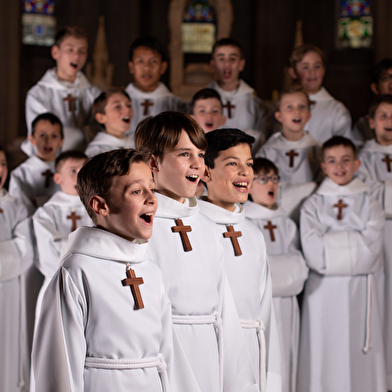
top-left (245, 157), bottom-right (308, 392)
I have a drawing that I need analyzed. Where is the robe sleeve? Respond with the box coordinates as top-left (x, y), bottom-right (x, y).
top-left (332, 102), bottom-right (352, 138)
top-left (9, 171), bottom-right (36, 216)
top-left (25, 86), bottom-right (51, 137)
top-left (384, 180), bottom-right (392, 218)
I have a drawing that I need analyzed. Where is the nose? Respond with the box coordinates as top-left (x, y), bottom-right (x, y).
top-left (146, 190), bottom-right (157, 205)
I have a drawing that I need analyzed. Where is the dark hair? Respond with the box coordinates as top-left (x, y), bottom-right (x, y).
top-left (55, 25), bottom-right (88, 47)
top-left (322, 136), bottom-right (357, 160)
top-left (190, 88), bottom-right (223, 113)
top-left (253, 157), bottom-right (279, 176)
top-left (55, 150), bottom-right (87, 173)
top-left (129, 36), bottom-right (166, 62)
top-left (369, 94), bottom-right (392, 118)
top-left (135, 111), bottom-right (207, 161)
top-left (77, 149), bottom-right (147, 223)
top-left (204, 128), bottom-right (255, 169)
top-left (290, 44), bottom-right (325, 71)
top-left (212, 37), bottom-right (243, 59)
top-left (275, 85), bottom-right (312, 112)
top-left (31, 112), bottom-right (64, 139)
top-left (372, 58), bottom-right (392, 84)
top-left (92, 87), bottom-right (131, 119)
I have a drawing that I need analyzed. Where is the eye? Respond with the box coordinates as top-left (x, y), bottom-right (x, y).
top-left (132, 189), bottom-right (141, 195)
top-left (150, 188), bottom-right (156, 194)
top-left (227, 161), bottom-right (237, 166)
top-left (247, 162), bottom-right (253, 167)
top-left (179, 152), bottom-right (189, 157)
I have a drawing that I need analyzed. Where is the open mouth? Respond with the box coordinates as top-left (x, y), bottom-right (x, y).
top-left (205, 122), bottom-right (213, 128)
top-left (70, 62), bottom-right (78, 69)
top-left (233, 181), bottom-right (248, 190)
top-left (186, 174), bottom-right (199, 183)
top-left (223, 70), bottom-right (232, 79)
top-left (268, 190), bottom-right (275, 197)
top-left (293, 118), bottom-right (301, 123)
top-left (140, 212), bottom-right (154, 224)
top-left (44, 147), bottom-right (53, 153)
top-left (385, 127), bottom-right (392, 132)
top-left (122, 117), bottom-right (130, 123)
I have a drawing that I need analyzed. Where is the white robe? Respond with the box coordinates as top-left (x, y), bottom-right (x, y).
top-left (199, 199), bottom-right (282, 392)
top-left (244, 200), bottom-right (308, 392)
top-left (85, 131), bottom-right (135, 157)
top-left (147, 193), bottom-right (259, 392)
top-left (298, 177), bottom-right (386, 392)
top-left (125, 82), bottom-right (185, 135)
top-left (304, 87), bottom-right (352, 144)
top-left (24, 68), bottom-right (101, 155)
top-left (358, 139), bottom-right (392, 389)
top-left (32, 226), bottom-right (201, 392)
top-left (0, 189), bottom-right (35, 392)
top-left (9, 156), bottom-right (60, 216)
top-left (207, 79), bottom-right (269, 149)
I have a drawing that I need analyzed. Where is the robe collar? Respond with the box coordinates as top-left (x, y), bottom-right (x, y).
top-left (26, 155), bottom-right (56, 170)
top-left (316, 176), bottom-right (370, 196)
top-left (127, 82), bottom-right (173, 99)
top-left (361, 138), bottom-right (392, 154)
top-left (38, 68), bottom-right (91, 91)
top-left (264, 131), bottom-right (319, 149)
top-left (155, 192), bottom-right (199, 219)
top-left (66, 226), bottom-right (148, 264)
top-left (198, 198), bottom-right (245, 225)
top-left (90, 132), bottom-right (134, 147)
top-left (243, 200), bottom-right (285, 220)
top-left (207, 79), bottom-right (255, 97)
top-left (308, 86), bottom-right (334, 102)
top-left (44, 191), bottom-right (85, 208)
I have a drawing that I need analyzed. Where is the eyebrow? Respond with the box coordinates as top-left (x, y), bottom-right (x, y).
top-left (216, 53), bottom-right (239, 57)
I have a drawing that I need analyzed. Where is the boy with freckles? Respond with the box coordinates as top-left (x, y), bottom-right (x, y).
top-left (135, 112), bottom-right (259, 392)
top-left (198, 129), bottom-right (282, 392)
top-left (298, 136), bottom-right (386, 392)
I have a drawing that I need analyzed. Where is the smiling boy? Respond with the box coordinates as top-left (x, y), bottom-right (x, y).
top-left (24, 26), bottom-right (100, 156)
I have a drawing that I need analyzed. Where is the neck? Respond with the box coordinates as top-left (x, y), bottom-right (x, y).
top-left (135, 81), bottom-right (159, 92)
top-left (218, 80), bottom-right (240, 92)
top-left (56, 69), bottom-right (77, 83)
top-left (156, 189), bottom-right (185, 204)
top-left (205, 195), bottom-right (236, 212)
top-left (282, 129), bottom-right (304, 141)
top-left (106, 129), bottom-right (126, 139)
top-left (306, 86), bottom-right (322, 95)
top-left (376, 136), bottom-right (392, 146)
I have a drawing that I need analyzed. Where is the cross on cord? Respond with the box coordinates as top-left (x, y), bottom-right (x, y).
top-left (264, 220), bottom-right (277, 242)
top-left (0, 208), bottom-right (3, 213)
top-left (382, 154), bottom-right (392, 172)
top-left (333, 198), bottom-right (348, 220)
top-left (223, 101), bottom-right (235, 118)
top-left (41, 169), bottom-right (53, 188)
top-left (171, 219), bottom-right (192, 252)
top-left (63, 94), bottom-right (76, 112)
top-left (67, 211), bottom-right (81, 232)
top-left (141, 99), bottom-right (154, 116)
top-left (223, 225), bottom-right (242, 256)
top-left (122, 265), bottom-right (144, 309)
top-left (286, 150), bottom-right (299, 168)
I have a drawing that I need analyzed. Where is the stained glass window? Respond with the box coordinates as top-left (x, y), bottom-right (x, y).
top-left (337, 0), bottom-right (372, 49)
top-left (182, 0), bottom-right (216, 54)
top-left (22, 1), bottom-right (56, 46)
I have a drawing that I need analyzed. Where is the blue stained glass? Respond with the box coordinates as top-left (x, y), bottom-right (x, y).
top-left (23, 0), bottom-right (56, 15)
top-left (183, 0), bottom-right (216, 23)
top-left (339, 0), bottom-right (371, 18)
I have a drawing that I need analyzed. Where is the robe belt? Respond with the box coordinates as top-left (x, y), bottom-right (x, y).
top-left (363, 273), bottom-right (374, 354)
top-left (240, 318), bottom-right (266, 392)
top-left (172, 312), bottom-right (224, 392)
top-left (84, 354), bottom-right (170, 392)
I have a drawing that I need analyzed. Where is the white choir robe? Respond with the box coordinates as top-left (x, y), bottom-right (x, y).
top-left (304, 87), bottom-right (352, 144)
top-left (0, 189), bottom-right (35, 392)
top-left (199, 199), bottom-right (282, 392)
top-left (358, 139), bottom-right (392, 389)
top-left (24, 68), bottom-right (101, 155)
top-left (32, 226), bottom-right (201, 392)
top-left (125, 82), bottom-right (185, 135)
top-left (298, 177), bottom-right (387, 392)
top-left (244, 200), bottom-right (308, 392)
top-left (147, 193), bottom-right (259, 392)
top-left (9, 156), bottom-right (60, 216)
top-left (207, 80), bottom-right (269, 149)
top-left (85, 131), bottom-right (135, 157)
top-left (352, 115), bottom-right (374, 147)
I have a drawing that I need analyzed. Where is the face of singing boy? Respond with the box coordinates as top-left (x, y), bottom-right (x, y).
top-left (29, 120), bottom-right (64, 162)
top-left (249, 170), bottom-right (279, 208)
top-left (0, 151), bottom-right (8, 190)
top-left (203, 143), bottom-right (253, 211)
top-left (150, 130), bottom-right (205, 203)
top-left (369, 102), bottom-right (392, 146)
top-left (275, 91), bottom-right (311, 141)
top-left (54, 158), bottom-right (86, 195)
top-left (95, 93), bottom-right (133, 138)
top-left (290, 51), bottom-right (325, 94)
top-left (128, 46), bottom-right (168, 92)
top-left (192, 97), bottom-right (226, 133)
top-left (371, 67), bottom-right (392, 95)
top-left (51, 36), bottom-right (88, 82)
top-left (321, 145), bottom-right (360, 186)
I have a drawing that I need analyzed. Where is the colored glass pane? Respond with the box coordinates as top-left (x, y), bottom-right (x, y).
top-left (183, 0), bottom-right (216, 23)
top-left (23, 0), bottom-right (56, 15)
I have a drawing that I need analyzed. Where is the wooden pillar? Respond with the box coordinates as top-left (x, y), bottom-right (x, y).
top-left (374, 0), bottom-right (392, 62)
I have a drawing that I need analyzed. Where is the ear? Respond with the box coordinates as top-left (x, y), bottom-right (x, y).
top-left (29, 135), bottom-right (36, 146)
top-left (369, 117), bottom-right (375, 129)
top-left (149, 155), bottom-right (160, 173)
top-left (239, 58), bottom-right (246, 72)
top-left (53, 172), bottom-right (61, 185)
top-left (320, 161), bottom-right (327, 176)
top-left (220, 115), bottom-right (226, 127)
top-left (51, 45), bottom-right (59, 61)
top-left (289, 67), bottom-right (298, 80)
top-left (128, 61), bottom-right (134, 75)
top-left (89, 195), bottom-right (109, 217)
top-left (370, 83), bottom-right (379, 95)
top-left (95, 112), bottom-right (106, 124)
top-left (274, 111), bottom-right (282, 123)
top-left (354, 158), bottom-right (361, 172)
top-left (160, 61), bottom-right (168, 75)
top-left (201, 166), bottom-right (212, 183)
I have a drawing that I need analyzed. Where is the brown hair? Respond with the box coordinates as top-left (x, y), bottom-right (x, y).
top-left (252, 157), bottom-right (279, 176)
top-left (322, 136), bottom-right (357, 160)
top-left (369, 94), bottom-right (392, 118)
top-left (290, 44), bottom-right (325, 72)
top-left (55, 26), bottom-right (89, 47)
top-left (55, 150), bottom-right (87, 173)
top-left (134, 111), bottom-right (208, 161)
top-left (275, 85), bottom-right (312, 112)
top-left (92, 88), bottom-right (131, 119)
top-left (212, 37), bottom-right (243, 59)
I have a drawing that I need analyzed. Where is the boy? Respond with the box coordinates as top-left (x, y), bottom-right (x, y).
top-left (135, 112), bottom-right (259, 392)
top-left (208, 38), bottom-right (269, 149)
top-left (199, 129), bottom-right (282, 391)
top-left (85, 88), bottom-right (135, 157)
top-left (245, 157), bottom-right (308, 392)
top-left (0, 146), bottom-right (35, 392)
top-left (298, 136), bottom-right (386, 392)
top-left (24, 26), bottom-right (100, 156)
top-left (357, 94), bottom-right (392, 389)
top-left (190, 88), bottom-right (226, 133)
top-left (32, 148), bottom-right (200, 392)
top-left (125, 36), bottom-right (185, 135)
top-left (9, 113), bottom-right (63, 215)
top-left (289, 44), bottom-right (352, 144)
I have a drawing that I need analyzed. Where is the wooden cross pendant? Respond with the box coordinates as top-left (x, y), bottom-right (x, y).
top-left (286, 150), bottom-right (299, 168)
top-left (223, 100), bottom-right (235, 118)
top-left (63, 93), bottom-right (76, 112)
top-left (67, 211), bottom-right (81, 231)
top-left (171, 219), bottom-right (192, 252)
top-left (334, 198), bottom-right (348, 220)
top-left (0, 208), bottom-right (3, 213)
top-left (41, 169), bottom-right (53, 188)
top-left (382, 154), bottom-right (392, 172)
top-left (141, 99), bottom-right (154, 116)
top-left (264, 220), bottom-right (277, 242)
top-left (121, 265), bottom-right (144, 310)
top-left (223, 225), bottom-right (242, 256)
